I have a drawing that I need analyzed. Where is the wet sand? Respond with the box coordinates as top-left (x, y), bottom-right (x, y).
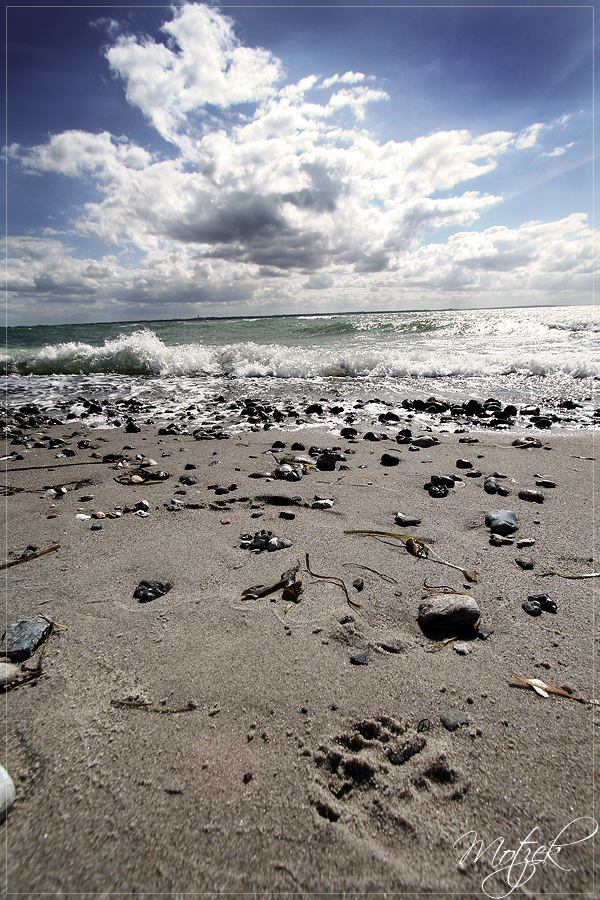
top-left (2, 420), bottom-right (598, 897)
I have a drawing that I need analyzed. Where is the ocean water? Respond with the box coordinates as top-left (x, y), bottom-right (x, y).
top-left (4, 306), bottom-right (598, 433)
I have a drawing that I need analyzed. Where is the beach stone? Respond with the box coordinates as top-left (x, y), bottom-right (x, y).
top-left (477, 627), bottom-right (494, 640)
top-left (134, 580), bottom-right (172, 603)
top-left (517, 538), bottom-right (535, 548)
top-left (489, 534), bottom-right (514, 546)
top-left (456, 459), bottom-right (473, 469)
top-left (291, 442), bottom-right (305, 451)
top-left (0, 764), bottom-right (15, 822)
top-left (380, 452), bottom-right (400, 466)
top-left (418, 596), bottom-right (481, 632)
top-left (90, 522), bottom-right (103, 530)
top-left (485, 510), bottom-right (519, 535)
top-left (529, 593), bottom-right (557, 613)
top-left (536, 479), bottom-right (556, 488)
top-left (274, 463), bottom-right (302, 481)
top-left (279, 510), bottom-right (295, 520)
top-left (395, 514), bottom-right (421, 527)
top-left (350, 653), bottom-right (368, 666)
top-left (465, 469), bottom-right (483, 477)
top-left (1, 615), bottom-right (52, 661)
top-left (484, 477), bottom-right (499, 494)
top-left (440, 709), bottom-right (469, 731)
top-left (516, 556), bottom-right (534, 570)
top-left (412, 436), bottom-right (439, 448)
top-left (519, 490), bottom-right (544, 503)
top-left (352, 578), bottom-right (364, 592)
top-left (427, 484), bottom-right (448, 498)
top-left (522, 600), bottom-right (542, 616)
top-left (454, 642), bottom-right (470, 655)
top-left (312, 499), bottom-right (334, 509)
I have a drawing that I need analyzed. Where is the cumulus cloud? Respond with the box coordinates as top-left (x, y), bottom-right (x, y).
top-left (8, 2), bottom-right (594, 321)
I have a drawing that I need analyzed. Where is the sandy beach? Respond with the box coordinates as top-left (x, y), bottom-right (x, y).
top-left (2, 415), bottom-right (597, 897)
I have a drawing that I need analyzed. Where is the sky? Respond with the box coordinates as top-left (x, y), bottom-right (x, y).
top-left (4, 0), bottom-right (596, 325)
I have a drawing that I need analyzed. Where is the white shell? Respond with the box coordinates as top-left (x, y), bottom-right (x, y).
top-left (0, 764), bottom-right (15, 821)
top-left (0, 663), bottom-right (20, 687)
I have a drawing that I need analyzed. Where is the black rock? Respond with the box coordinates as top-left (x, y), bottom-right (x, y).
top-left (411, 436), bottom-right (439, 448)
top-left (528, 593), bottom-right (557, 613)
top-left (536, 480), bottom-right (556, 489)
top-left (180, 477), bottom-right (197, 486)
top-left (352, 578), bottom-right (364, 592)
top-left (134, 580), bottom-right (172, 603)
top-left (516, 556), bottom-right (534, 570)
top-left (279, 511), bottom-right (295, 520)
top-left (522, 600), bottom-right (542, 616)
top-left (291, 442), bottom-right (305, 451)
top-left (316, 454), bottom-right (336, 471)
top-left (427, 484), bottom-right (448, 498)
top-left (431, 474), bottom-right (455, 488)
top-left (305, 404), bottom-right (323, 415)
top-left (456, 459), bottom-right (473, 469)
top-left (380, 452), bottom-right (400, 466)
top-left (350, 653), bottom-right (368, 666)
top-left (1, 616), bottom-right (53, 661)
top-left (340, 428), bottom-right (357, 438)
top-left (465, 469), bottom-right (483, 478)
top-left (440, 709), bottom-right (469, 731)
top-left (485, 510), bottom-right (519, 535)
top-left (484, 477), bottom-right (499, 494)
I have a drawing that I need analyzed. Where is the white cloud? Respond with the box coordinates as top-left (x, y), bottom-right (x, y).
top-left (106, 4), bottom-right (282, 145)
top-left (8, 2), bottom-right (594, 322)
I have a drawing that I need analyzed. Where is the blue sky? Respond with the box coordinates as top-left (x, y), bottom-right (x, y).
top-left (5, 1), bottom-right (596, 325)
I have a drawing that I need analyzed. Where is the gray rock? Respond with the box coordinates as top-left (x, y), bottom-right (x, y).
top-left (274, 463), bottom-right (302, 481)
top-left (454, 642), bottom-right (471, 655)
top-left (440, 709), bottom-right (469, 731)
top-left (350, 653), bottom-right (368, 665)
top-left (1, 615), bottom-right (52, 661)
top-left (395, 514), bottom-right (422, 527)
top-left (516, 556), bottom-right (534, 570)
top-left (484, 477), bottom-right (498, 494)
top-left (485, 510), bottom-right (519, 535)
top-left (418, 596), bottom-right (481, 632)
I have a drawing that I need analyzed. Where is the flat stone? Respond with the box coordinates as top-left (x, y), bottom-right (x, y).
top-left (1, 615), bottom-right (52, 661)
top-left (528, 593), bottom-right (557, 613)
top-left (453, 642), bottom-right (471, 655)
top-left (418, 596), bottom-right (481, 632)
top-left (516, 556), bottom-right (534, 570)
top-left (350, 653), bottom-right (368, 665)
top-left (517, 538), bottom-right (536, 548)
top-left (395, 514), bottom-right (421, 527)
top-left (536, 479), bottom-right (556, 489)
top-left (440, 709), bottom-right (469, 731)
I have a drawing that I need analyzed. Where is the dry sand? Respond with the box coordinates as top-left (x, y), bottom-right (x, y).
top-left (1, 422), bottom-right (598, 897)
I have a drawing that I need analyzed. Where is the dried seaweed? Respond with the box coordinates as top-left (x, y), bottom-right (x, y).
top-left (539, 569), bottom-right (600, 579)
top-left (0, 544), bottom-right (60, 571)
top-left (110, 698), bottom-right (197, 713)
top-left (511, 673), bottom-right (589, 703)
top-left (242, 565), bottom-right (300, 601)
top-left (345, 530), bottom-right (478, 583)
top-left (305, 553), bottom-right (362, 610)
top-left (342, 563), bottom-right (398, 585)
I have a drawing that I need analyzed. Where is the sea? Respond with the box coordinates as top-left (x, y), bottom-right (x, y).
top-left (3, 305), bottom-right (598, 435)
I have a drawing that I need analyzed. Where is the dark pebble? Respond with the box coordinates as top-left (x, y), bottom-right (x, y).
top-left (427, 484), bottom-right (448, 498)
top-left (519, 490), bottom-right (544, 503)
top-left (528, 593), bottom-right (557, 613)
top-left (134, 580), bottom-right (172, 603)
top-left (477, 627), bottom-right (494, 640)
top-left (465, 469), bottom-right (483, 478)
top-left (536, 480), bottom-right (556, 489)
top-left (440, 709), bottom-right (469, 731)
top-left (279, 511), bottom-right (295, 520)
top-left (456, 459), bottom-right (473, 469)
top-left (522, 600), bottom-right (542, 616)
top-left (516, 556), bottom-right (534, 570)
top-left (352, 578), bottom-right (364, 592)
top-left (350, 653), bottom-right (368, 665)
top-left (380, 452), bottom-right (401, 466)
